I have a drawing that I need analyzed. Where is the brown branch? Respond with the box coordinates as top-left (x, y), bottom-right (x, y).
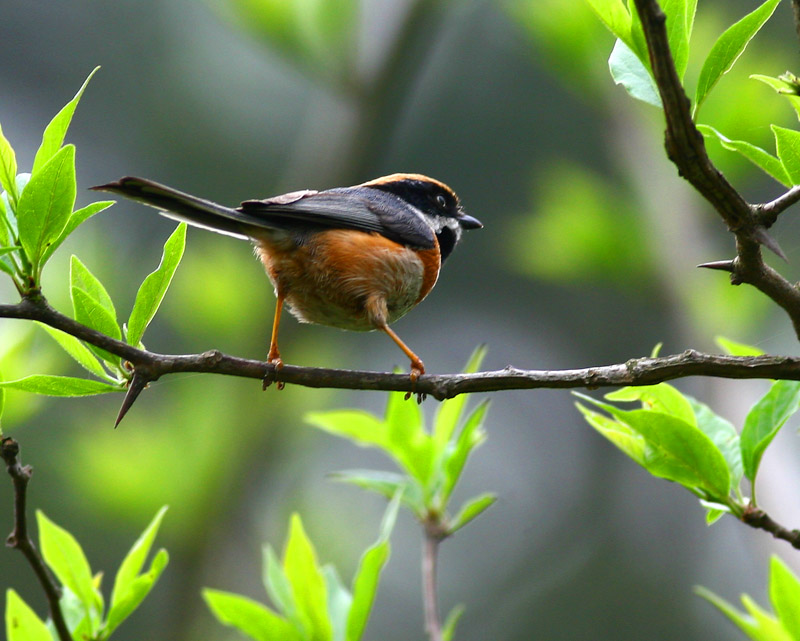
top-left (742, 504), bottom-right (800, 549)
top-left (631, 0), bottom-right (800, 338)
top-left (2, 438), bottom-right (71, 641)
top-left (6, 297), bottom-right (800, 405)
top-left (754, 185), bottom-right (800, 227)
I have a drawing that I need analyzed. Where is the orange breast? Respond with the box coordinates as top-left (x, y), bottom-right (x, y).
top-left (255, 229), bottom-right (441, 332)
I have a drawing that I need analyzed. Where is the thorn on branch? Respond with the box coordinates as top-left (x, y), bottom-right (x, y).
top-left (697, 260), bottom-right (736, 273)
top-left (115, 370), bottom-right (151, 428)
top-left (752, 227), bottom-right (788, 262)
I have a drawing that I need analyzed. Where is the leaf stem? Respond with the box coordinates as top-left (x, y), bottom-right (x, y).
top-left (2, 437), bottom-right (72, 641)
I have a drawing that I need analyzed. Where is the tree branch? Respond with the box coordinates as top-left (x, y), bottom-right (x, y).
top-left (753, 185), bottom-right (800, 227)
top-left (631, 0), bottom-right (800, 338)
top-left (2, 438), bottom-right (71, 641)
top-left (6, 297), bottom-right (800, 404)
top-left (742, 504), bottom-right (800, 549)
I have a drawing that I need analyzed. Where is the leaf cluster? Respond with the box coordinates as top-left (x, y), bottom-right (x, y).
top-left (5, 507), bottom-right (168, 641)
top-left (204, 501), bottom-right (399, 641)
top-left (576, 340), bottom-right (800, 524)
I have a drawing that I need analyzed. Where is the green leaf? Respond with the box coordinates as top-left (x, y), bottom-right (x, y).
top-left (323, 565), bottom-right (351, 641)
top-left (442, 604), bottom-right (465, 641)
top-left (583, 0), bottom-right (632, 45)
top-left (37, 511), bottom-right (96, 613)
top-left (773, 125), bottom-right (800, 185)
top-left (104, 549), bottom-right (168, 636)
top-left (5, 589), bottom-right (52, 641)
top-left (32, 68), bottom-right (99, 175)
top-left (695, 586), bottom-right (791, 641)
top-left (35, 322), bottom-right (114, 381)
top-left (433, 345), bottom-right (487, 452)
top-left (0, 375), bottom-right (120, 396)
top-left (608, 38), bottom-right (661, 107)
top-left (576, 401), bottom-right (646, 466)
top-left (284, 514), bottom-right (332, 641)
top-left (384, 389), bottom-right (433, 483)
top-left (263, 546), bottom-right (302, 630)
top-left (0, 122), bottom-right (18, 204)
top-left (715, 336), bottom-right (766, 357)
top-left (741, 380), bottom-right (800, 483)
top-left (688, 396), bottom-right (743, 489)
top-left (203, 589), bottom-right (302, 641)
top-left (606, 383), bottom-right (697, 426)
top-left (16, 145), bottom-right (76, 268)
top-left (126, 223), bottom-right (186, 347)
top-left (661, 0), bottom-right (695, 80)
top-left (305, 410), bottom-right (386, 449)
top-left (111, 506), bottom-right (168, 609)
top-left (40, 200), bottom-right (113, 265)
top-left (71, 255), bottom-right (116, 319)
top-left (346, 494), bottom-right (399, 641)
top-left (770, 556), bottom-right (800, 640)
top-left (442, 400), bottom-right (490, 501)
top-left (698, 124), bottom-right (791, 187)
top-left (447, 493), bottom-right (496, 534)
top-left (752, 73), bottom-right (800, 121)
top-left (71, 287), bottom-right (121, 364)
top-left (694, 0), bottom-right (781, 115)
top-left (329, 470), bottom-right (425, 517)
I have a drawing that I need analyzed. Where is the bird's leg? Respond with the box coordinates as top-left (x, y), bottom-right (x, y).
top-left (381, 324), bottom-right (426, 402)
top-left (263, 294), bottom-right (285, 390)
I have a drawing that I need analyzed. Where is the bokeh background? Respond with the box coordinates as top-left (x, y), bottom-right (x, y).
top-left (3, 0), bottom-right (800, 639)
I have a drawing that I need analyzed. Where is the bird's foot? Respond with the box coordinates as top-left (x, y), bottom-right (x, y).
top-left (263, 356), bottom-right (284, 391)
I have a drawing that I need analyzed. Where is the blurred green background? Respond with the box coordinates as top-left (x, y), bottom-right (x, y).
top-left (3, 0), bottom-right (800, 639)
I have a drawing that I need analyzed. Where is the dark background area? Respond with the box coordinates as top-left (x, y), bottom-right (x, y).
top-left (2, 1), bottom-right (800, 639)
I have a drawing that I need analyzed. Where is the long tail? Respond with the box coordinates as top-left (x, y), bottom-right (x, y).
top-left (91, 177), bottom-right (257, 239)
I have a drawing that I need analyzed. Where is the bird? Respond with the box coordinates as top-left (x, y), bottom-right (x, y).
top-left (91, 173), bottom-right (482, 387)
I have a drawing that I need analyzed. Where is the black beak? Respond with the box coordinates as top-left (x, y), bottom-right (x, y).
top-left (458, 213), bottom-right (483, 229)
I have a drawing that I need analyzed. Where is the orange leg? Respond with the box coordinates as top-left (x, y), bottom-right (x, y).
top-left (381, 324), bottom-right (426, 401)
top-left (264, 294), bottom-right (285, 390)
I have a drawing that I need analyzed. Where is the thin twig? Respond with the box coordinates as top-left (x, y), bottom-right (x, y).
top-left (742, 505), bottom-right (800, 549)
top-left (422, 518), bottom-right (447, 641)
top-left (753, 185), bottom-right (800, 227)
top-left (2, 438), bottom-right (71, 641)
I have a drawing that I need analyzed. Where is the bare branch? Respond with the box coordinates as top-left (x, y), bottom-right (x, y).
top-left (753, 185), bottom-right (800, 227)
top-left (2, 438), bottom-right (71, 641)
top-left (742, 505), bottom-right (800, 549)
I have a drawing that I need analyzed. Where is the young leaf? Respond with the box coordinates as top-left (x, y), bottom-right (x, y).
top-left (752, 73), bottom-right (800, 121)
top-left (5, 589), bottom-right (52, 641)
top-left (447, 492), bottom-right (496, 534)
top-left (583, 0), bottom-right (632, 46)
top-left (283, 514), bottom-right (332, 641)
top-left (104, 549), bottom-right (168, 636)
top-left (203, 589), bottom-right (302, 641)
top-left (35, 322), bottom-right (114, 381)
top-left (16, 145), bottom-right (76, 268)
top-left (575, 401), bottom-right (646, 466)
top-left (698, 125), bottom-right (791, 187)
top-left (740, 380), bottom-right (800, 483)
top-left (660, 0), bottom-right (695, 80)
top-left (442, 604), bottom-right (465, 641)
top-left (0, 122), bottom-right (18, 203)
top-left (347, 494), bottom-right (399, 641)
top-left (126, 223), bottom-right (186, 347)
top-left (0, 375), bottom-right (120, 396)
top-left (715, 335), bottom-right (765, 357)
top-left (71, 287), bottom-right (121, 364)
top-left (41, 200), bottom-right (114, 265)
top-left (329, 469), bottom-right (425, 517)
top-left (442, 400), bottom-right (490, 501)
top-left (694, 0), bottom-right (781, 115)
top-left (305, 410), bottom-right (386, 449)
top-left (608, 38), bottom-right (661, 107)
top-left (32, 67), bottom-right (100, 174)
top-left (433, 345), bottom-right (487, 451)
top-left (606, 383), bottom-right (696, 427)
top-left (263, 546), bottom-right (302, 630)
top-left (694, 586), bottom-right (788, 640)
top-left (773, 125), bottom-right (800, 185)
top-left (687, 397), bottom-right (743, 490)
top-left (323, 565), bottom-right (352, 641)
top-left (70, 256), bottom-right (117, 321)
top-left (384, 389), bottom-right (433, 484)
top-left (111, 506), bottom-right (168, 609)
top-left (769, 555), bottom-right (800, 639)
top-left (37, 511), bottom-right (97, 612)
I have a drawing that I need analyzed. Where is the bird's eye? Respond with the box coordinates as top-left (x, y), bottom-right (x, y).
top-left (436, 194), bottom-right (447, 208)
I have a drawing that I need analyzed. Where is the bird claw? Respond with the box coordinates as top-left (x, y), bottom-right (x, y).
top-left (263, 356), bottom-right (284, 391)
top-left (403, 364), bottom-right (426, 403)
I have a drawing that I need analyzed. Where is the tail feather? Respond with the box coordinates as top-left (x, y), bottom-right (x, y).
top-left (91, 177), bottom-right (255, 239)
